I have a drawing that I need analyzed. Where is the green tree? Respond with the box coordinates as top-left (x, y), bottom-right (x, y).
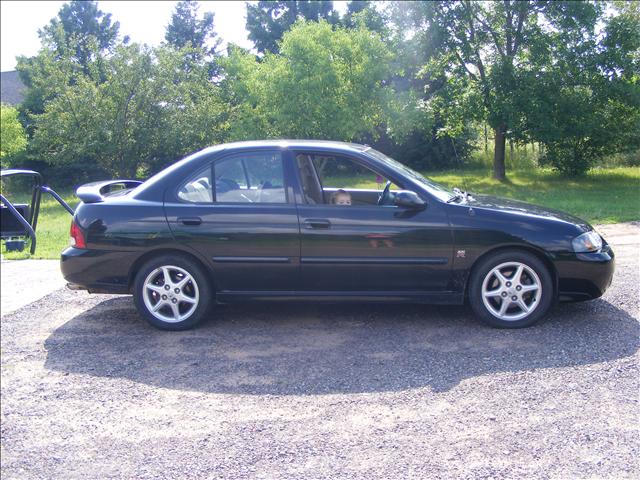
top-left (400, 1), bottom-right (608, 180)
top-left (223, 20), bottom-right (393, 141)
top-left (30, 43), bottom-right (228, 180)
top-left (17, 1), bottom-right (122, 130)
top-left (342, 1), bottom-right (386, 33)
top-left (165, 0), bottom-right (221, 71)
top-left (0, 104), bottom-right (28, 168)
top-left (246, 1), bottom-right (339, 54)
top-left (520, 3), bottom-right (640, 174)
top-left (31, 44), bottom-right (157, 178)
top-left (38, 0), bottom-right (121, 73)
top-left (153, 46), bottom-right (229, 170)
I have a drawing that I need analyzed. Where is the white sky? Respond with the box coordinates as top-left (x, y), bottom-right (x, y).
top-left (1, 1), bottom-right (350, 72)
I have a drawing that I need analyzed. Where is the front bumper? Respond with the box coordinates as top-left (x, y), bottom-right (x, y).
top-left (554, 244), bottom-right (615, 302)
top-left (61, 247), bottom-right (137, 294)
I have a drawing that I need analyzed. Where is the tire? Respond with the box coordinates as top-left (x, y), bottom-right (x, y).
top-left (468, 250), bottom-right (554, 328)
top-left (133, 254), bottom-right (212, 331)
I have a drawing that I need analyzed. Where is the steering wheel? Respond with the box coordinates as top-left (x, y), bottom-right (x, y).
top-left (377, 180), bottom-right (392, 206)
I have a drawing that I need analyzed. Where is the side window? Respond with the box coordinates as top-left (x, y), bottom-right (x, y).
top-left (177, 166), bottom-right (213, 203)
top-left (214, 152), bottom-right (286, 203)
top-left (296, 153), bottom-right (400, 206)
top-left (215, 157), bottom-right (247, 189)
top-left (312, 155), bottom-right (387, 190)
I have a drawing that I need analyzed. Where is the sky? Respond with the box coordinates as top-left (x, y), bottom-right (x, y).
top-left (0, 1), bottom-right (350, 72)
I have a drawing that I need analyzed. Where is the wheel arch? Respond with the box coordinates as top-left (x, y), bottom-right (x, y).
top-left (127, 247), bottom-right (216, 293)
top-left (465, 244), bottom-right (559, 301)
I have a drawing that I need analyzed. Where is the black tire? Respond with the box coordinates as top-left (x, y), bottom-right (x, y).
top-left (133, 254), bottom-right (213, 331)
top-left (468, 250), bottom-right (554, 328)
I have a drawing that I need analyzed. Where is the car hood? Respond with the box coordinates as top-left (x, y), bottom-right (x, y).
top-left (468, 194), bottom-right (591, 230)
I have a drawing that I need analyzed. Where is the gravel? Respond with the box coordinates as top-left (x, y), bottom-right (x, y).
top-left (1, 223), bottom-right (638, 479)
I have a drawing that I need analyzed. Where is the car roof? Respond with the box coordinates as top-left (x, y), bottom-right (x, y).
top-left (197, 139), bottom-right (371, 155)
top-left (132, 140), bottom-right (372, 201)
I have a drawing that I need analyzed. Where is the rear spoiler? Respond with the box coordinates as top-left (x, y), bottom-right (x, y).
top-left (76, 180), bottom-right (143, 204)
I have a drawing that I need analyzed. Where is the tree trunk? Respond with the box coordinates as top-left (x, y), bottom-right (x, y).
top-left (493, 126), bottom-right (507, 180)
top-left (484, 124), bottom-right (488, 153)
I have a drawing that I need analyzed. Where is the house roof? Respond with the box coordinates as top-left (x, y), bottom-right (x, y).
top-left (1, 71), bottom-right (25, 106)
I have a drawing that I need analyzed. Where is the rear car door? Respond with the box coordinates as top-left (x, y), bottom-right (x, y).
top-left (293, 151), bottom-right (453, 293)
top-left (164, 149), bottom-right (300, 294)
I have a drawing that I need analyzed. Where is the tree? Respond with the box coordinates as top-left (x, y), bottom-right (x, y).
top-left (29, 43), bottom-right (228, 180)
top-left (30, 44), bottom-right (158, 178)
top-left (165, 0), bottom-right (221, 70)
top-left (341, 1), bottom-right (386, 33)
top-left (246, 1), bottom-right (339, 54)
top-left (223, 20), bottom-right (393, 141)
top-left (0, 104), bottom-right (28, 168)
top-left (153, 46), bottom-right (229, 170)
top-left (39, 0), bottom-right (121, 72)
top-left (400, 1), bottom-right (608, 180)
top-left (523, 3), bottom-right (640, 175)
top-left (17, 0), bottom-right (122, 130)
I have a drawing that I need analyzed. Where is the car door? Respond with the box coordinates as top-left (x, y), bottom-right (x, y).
top-left (293, 150), bottom-right (453, 293)
top-left (164, 149), bottom-right (300, 294)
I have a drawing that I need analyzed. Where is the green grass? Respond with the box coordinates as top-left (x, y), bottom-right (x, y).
top-left (430, 167), bottom-right (640, 224)
top-left (1, 167), bottom-right (638, 260)
top-left (329, 166), bottom-right (640, 223)
top-left (1, 189), bottom-right (77, 260)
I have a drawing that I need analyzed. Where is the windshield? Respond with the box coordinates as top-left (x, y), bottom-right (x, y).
top-left (364, 148), bottom-right (454, 202)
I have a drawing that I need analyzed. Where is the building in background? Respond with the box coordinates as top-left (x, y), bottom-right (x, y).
top-left (1, 71), bottom-right (25, 105)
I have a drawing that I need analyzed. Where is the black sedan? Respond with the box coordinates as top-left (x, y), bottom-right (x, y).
top-left (61, 140), bottom-right (614, 330)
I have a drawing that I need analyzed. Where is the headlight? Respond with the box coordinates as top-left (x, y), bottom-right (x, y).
top-left (572, 231), bottom-right (603, 253)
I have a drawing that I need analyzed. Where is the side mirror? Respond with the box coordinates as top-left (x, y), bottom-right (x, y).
top-left (393, 191), bottom-right (426, 210)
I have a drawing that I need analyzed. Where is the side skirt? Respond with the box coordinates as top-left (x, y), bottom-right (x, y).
top-left (215, 291), bottom-right (464, 305)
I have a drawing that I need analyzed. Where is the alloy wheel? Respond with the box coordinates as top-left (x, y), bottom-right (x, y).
top-left (481, 261), bottom-right (542, 321)
top-left (142, 265), bottom-right (200, 323)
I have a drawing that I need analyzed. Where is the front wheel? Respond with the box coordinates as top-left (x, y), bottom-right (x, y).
top-left (133, 254), bottom-right (212, 330)
top-left (469, 250), bottom-right (554, 328)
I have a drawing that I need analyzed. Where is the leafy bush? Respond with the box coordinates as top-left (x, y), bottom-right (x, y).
top-left (0, 104), bottom-right (28, 168)
top-left (540, 143), bottom-right (596, 176)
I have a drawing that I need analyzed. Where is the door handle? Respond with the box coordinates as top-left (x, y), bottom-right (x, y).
top-left (303, 218), bottom-right (331, 229)
top-left (178, 216), bottom-right (202, 226)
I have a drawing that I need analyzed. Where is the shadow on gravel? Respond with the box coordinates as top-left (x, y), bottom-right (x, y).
top-left (44, 297), bottom-right (639, 394)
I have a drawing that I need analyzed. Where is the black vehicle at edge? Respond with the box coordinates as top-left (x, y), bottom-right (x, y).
top-left (61, 140), bottom-right (615, 330)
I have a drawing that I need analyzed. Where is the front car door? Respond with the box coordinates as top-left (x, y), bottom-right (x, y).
top-left (164, 148), bottom-right (300, 297)
top-left (292, 149), bottom-right (454, 297)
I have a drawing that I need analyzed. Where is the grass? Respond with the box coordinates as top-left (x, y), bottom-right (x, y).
top-left (430, 167), bottom-right (640, 224)
top-left (1, 189), bottom-right (78, 260)
top-left (334, 166), bottom-right (640, 225)
top-left (1, 166), bottom-right (638, 260)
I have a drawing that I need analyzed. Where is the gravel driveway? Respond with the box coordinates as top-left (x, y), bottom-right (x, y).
top-left (1, 223), bottom-right (638, 479)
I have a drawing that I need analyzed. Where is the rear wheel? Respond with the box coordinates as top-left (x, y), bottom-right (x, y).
top-left (133, 254), bottom-right (212, 330)
top-left (469, 250), bottom-right (553, 328)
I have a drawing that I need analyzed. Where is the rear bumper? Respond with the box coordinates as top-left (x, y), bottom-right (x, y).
top-left (60, 247), bottom-right (135, 294)
top-left (555, 245), bottom-right (615, 302)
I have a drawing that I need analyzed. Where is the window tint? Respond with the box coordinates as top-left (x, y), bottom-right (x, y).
top-left (215, 157), bottom-right (247, 189)
top-left (214, 152), bottom-right (286, 203)
top-left (312, 155), bottom-right (386, 190)
top-left (296, 153), bottom-right (400, 206)
top-left (177, 166), bottom-right (213, 203)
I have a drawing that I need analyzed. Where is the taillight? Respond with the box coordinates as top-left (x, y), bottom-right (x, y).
top-left (70, 220), bottom-right (86, 248)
